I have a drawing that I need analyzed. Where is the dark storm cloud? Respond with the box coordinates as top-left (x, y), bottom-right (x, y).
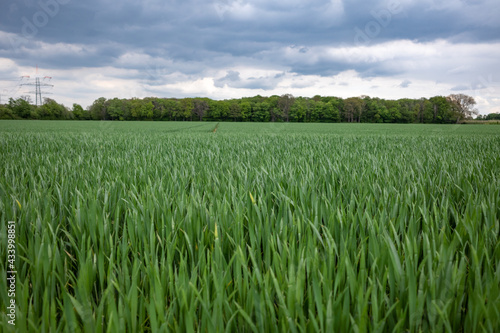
top-left (340, 0), bottom-right (500, 43)
top-left (1, 0), bottom-right (498, 72)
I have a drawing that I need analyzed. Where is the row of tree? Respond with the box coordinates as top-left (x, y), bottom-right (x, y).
top-left (0, 93), bottom-right (489, 123)
top-left (476, 113), bottom-right (500, 121)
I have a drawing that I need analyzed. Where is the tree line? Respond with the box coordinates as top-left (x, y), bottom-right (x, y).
top-left (0, 93), bottom-right (493, 123)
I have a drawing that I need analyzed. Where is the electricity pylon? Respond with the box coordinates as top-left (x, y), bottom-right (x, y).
top-left (20, 66), bottom-right (54, 106)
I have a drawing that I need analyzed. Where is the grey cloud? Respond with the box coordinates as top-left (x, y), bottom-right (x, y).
top-left (214, 70), bottom-right (281, 90)
top-left (214, 70), bottom-right (241, 88)
top-left (1, 0), bottom-right (499, 72)
top-left (399, 80), bottom-right (411, 88)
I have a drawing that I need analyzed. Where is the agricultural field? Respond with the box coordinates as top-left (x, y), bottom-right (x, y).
top-left (1, 120), bottom-right (499, 332)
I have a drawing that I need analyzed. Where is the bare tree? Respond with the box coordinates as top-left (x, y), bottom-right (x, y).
top-left (447, 94), bottom-right (478, 120)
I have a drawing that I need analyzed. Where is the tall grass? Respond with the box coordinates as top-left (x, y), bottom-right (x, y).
top-left (1, 121), bottom-right (499, 332)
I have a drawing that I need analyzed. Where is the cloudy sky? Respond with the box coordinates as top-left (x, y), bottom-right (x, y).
top-left (0, 0), bottom-right (499, 114)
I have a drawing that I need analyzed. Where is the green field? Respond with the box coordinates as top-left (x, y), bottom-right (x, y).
top-left (1, 121), bottom-right (499, 332)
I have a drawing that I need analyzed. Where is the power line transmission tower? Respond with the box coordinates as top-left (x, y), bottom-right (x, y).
top-left (20, 67), bottom-right (54, 106)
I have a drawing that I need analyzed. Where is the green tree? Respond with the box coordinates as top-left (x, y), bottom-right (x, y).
top-left (311, 101), bottom-right (324, 122)
top-left (267, 95), bottom-right (281, 122)
top-left (362, 97), bottom-right (379, 122)
top-left (218, 101), bottom-right (230, 120)
top-left (324, 102), bottom-right (340, 122)
top-left (72, 103), bottom-right (84, 119)
top-left (429, 96), bottom-right (453, 123)
top-left (38, 98), bottom-right (69, 120)
top-left (252, 102), bottom-right (270, 122)
top-left (130, 98), bottom-right (143, 120)
top-left (89, 97), bottom-right (107, 120)
top-left (0, 103), bottom-right (14, 119)
top-left (8, 97), bottom-right (32, 119)
top-left (376, 105), bottom-right (390, 123)
top-left (485, 113), bottom-right (500, 120)
top-left (240, 101), bottom-right (252, 122)
top-left (180, 99), bottom-right (193, 120)
top-left (163, 99), bottom-right (180, 120)
top-left (385, 100), bottom-right (401, 123)
top-left (229, 101), bottom-right (241, 121)
top-left (343, 97), bottom-right (364, 122)
top-left (107, 98), bottom-right (125, 120)
top-left (290, 98), bottom-right (307, 122)
top-left (150, 99), bottom-right (164, 120)
top-left (7, 94), bottom-right (482, 124)
top-left (142, 101), bottom-right (154, 120)
top-left (397, 99), bottom-right (416, 123)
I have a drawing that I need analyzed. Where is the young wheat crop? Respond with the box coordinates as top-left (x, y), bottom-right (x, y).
top-left (0, 121), bottom-right (499, 332)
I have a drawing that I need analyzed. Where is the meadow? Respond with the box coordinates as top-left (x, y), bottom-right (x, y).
top-left (1, 121), bottom-right (499, 332)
